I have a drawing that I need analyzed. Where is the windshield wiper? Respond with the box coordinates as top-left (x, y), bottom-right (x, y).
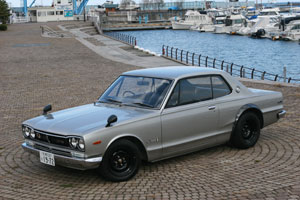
top-left (96, 98), bottom-right (122, 105)
top-left (131, 102), bottom-right (154, 108)
top-left (105, 98), bottom-right (122, 104)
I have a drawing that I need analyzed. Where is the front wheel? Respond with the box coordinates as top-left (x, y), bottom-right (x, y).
top-left (231, 112), bottom-right (261, 149)
top-left (99, 139), bottom-right (141, 182)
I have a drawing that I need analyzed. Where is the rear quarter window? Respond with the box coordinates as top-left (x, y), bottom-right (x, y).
top-left (211, 75), bottom-right (232, 98)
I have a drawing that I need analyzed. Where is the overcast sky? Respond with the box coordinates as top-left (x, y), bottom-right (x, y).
top-left (5, 0), bottom-right (297, 8)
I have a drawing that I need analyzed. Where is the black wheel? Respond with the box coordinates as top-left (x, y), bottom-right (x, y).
top-left (231, 112), bottom-right (261, 149)
top-left (99, 139), bottom-right (141, 182)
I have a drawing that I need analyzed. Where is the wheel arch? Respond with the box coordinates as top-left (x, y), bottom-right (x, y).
top-left (234, 104), bottom-right (264, 130)
top-left (105, 134), bottom-right (148, 161)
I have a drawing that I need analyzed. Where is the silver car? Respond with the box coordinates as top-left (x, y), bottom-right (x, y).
top-left (21, 66), bottom-right (286, 181)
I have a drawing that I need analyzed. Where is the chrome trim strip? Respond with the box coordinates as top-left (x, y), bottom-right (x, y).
top-left (34, 129), bottom-right (82, 139)
top-left (22, 143), bottom-right (102, 170)
top-left (277, 110), bottom-right (286, 119)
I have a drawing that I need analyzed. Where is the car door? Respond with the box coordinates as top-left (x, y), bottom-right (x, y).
top-left (160, 76), bottom-right (219, 157)
top-left (210, 75), bottom-right (236, 144)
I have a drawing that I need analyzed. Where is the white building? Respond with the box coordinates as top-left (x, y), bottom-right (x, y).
top-left (27, 0), bottom-right (82, 22)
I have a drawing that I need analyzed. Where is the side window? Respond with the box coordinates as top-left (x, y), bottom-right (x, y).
top-left (211, 76), bottom-right (231, 98)
top-left (180, 76), bottom-right (212, 104)
top-left (166, 76), bottom-right (212, 108)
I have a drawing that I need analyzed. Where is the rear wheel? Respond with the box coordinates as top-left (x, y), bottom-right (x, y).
top-left (231, 112), bottom-right (261, 149)
top-left (99, 139), bottom-right (141, 182)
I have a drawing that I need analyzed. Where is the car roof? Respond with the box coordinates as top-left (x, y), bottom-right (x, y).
top-left (122, 66), bottom-right (224, 80)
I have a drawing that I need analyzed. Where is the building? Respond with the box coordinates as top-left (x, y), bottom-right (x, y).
top-left (27, 0), bottom-right (77, 22)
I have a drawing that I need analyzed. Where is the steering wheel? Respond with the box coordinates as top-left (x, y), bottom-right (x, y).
top-left (123, 91), bottom-right (135, 97)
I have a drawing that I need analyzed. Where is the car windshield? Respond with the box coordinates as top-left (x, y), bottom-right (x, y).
top-left (99, 76), bottom-right (172, 109)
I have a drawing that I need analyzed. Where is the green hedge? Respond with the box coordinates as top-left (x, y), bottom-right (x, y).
top-left (0, 24), bottom-right (7, 31)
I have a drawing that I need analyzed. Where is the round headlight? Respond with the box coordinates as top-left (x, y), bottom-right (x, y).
top-left (30, 129), bottom-right (35, 139)
top-left (78, 138), bottom-right (85, 150)
top-left (69, 138), bottom-right (78, 148)
top-left (24, 127), bottom-right (31, 137)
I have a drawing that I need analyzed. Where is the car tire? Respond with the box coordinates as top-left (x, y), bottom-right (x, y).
top-left (231, 112), bottom-right (261, 149)
top-left (99, 139), bottom-right (141, 182)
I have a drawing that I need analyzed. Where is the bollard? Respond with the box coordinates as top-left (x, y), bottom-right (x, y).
top-left (221, 61), bottom-right (224, 70)
top-left (251, 68), bottom-right (255, 79)
top-left (192, 53), bottom-right (195, 65)
top-left (283, 66), bottom-right (287, 83)
top-left (198, 55), bottom-right (201, 66)
top-left (181, 50), bottom-right (183, 62)
top-left (205, 56), bottom-right (208, 67)
top-left (166, 46), bottom-right (169, 57)
top-left (213, 58), bottom-right (216, 68)
top-left (261, 71), bottom-right (266, 80)
top-left (186, 51), bottom-right (189, 64)
top-left (240, 66), bottom-right (244, 77)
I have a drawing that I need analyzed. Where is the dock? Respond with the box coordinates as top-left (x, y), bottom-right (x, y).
top-left (102, 22), bottom-right (172, 31)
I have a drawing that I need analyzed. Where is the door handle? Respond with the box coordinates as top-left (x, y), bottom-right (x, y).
top-left (208, 106), bottom-right (216, 110)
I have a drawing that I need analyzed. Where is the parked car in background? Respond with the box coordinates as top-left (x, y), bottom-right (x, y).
top-left (21, 67), bottom-right (285, 181)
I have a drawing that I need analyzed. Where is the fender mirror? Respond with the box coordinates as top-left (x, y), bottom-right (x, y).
top-left (106, 115), bottom-right (118, 127)
top-left (43, 104), bottom-right (52, 115)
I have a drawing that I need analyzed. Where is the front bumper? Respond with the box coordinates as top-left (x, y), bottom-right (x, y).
top-left (22, 142), bottom-right (102, 170)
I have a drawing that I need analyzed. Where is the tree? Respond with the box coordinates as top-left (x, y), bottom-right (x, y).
top-left (0, 0), bottom-right (10, 24)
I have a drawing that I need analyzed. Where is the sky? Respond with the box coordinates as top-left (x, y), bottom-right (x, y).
top-left (5, 0), bottom-right (298, 8)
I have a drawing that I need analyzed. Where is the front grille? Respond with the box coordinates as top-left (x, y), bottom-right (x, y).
top-left (35, 144), bottom-right (72, 157)
top-left (34, 129), bottom-right (70, 148)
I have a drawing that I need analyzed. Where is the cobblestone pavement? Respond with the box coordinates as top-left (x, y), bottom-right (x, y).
top-left (0, 22), bottom-right (300, 200)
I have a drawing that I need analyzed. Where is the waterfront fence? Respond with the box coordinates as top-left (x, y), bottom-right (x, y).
top-left (162, 45), bottom-right (300, 84)
top-left (104, 32), bottom-right (137, 46)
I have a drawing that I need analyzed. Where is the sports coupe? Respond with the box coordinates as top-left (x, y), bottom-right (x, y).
top-left (21, 67), bottom-right (286, 181)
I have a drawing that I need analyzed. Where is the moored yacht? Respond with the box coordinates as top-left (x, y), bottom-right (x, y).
top-left (172, 10), bottom-right (212, 30)
top-left (215, 15), bottom-right (246, 34)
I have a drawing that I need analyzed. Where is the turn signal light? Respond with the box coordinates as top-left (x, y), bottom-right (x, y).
top-left (93, 140), bottom-right (102, 145)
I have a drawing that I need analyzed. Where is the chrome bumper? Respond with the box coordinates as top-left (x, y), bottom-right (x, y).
top-left (277, 110), bottom-right (286, 119)
top-left (22, 142), bottom-right (102, 170)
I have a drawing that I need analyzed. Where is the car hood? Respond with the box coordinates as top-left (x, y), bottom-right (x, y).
top-left (23, 103), bottom-right (157, 136)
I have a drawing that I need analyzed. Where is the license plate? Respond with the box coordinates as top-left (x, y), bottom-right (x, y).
top-left (40, 151), bottom-right (55, 166)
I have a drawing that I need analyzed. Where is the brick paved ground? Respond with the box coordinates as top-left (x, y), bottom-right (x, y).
top-left (0, 22), bottom-right (300, 200)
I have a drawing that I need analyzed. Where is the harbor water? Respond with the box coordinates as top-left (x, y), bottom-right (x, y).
top-left (117, 30), bottom-right (300, 78)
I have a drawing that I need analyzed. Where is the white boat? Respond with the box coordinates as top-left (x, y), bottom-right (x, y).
top-left (279, 17), bottom-right (300, 41)
top-left (258, 8), bottom-right (280, 17)
top-left (249, 16), bottom-right (280, 38)
top-left (172, 10), bottom-right (212, 30)
top-left (214, 15), bottom-right (246, 34)
top-left (198, 16), bottom-right (226, 32)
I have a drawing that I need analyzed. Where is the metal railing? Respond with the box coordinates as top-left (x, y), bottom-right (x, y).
top-left (162, 45), bottom-right (300, 84)
top-left (40, 25), bottom-right (73, 38)
top-left (103, 32), bottom-right (137, 46)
